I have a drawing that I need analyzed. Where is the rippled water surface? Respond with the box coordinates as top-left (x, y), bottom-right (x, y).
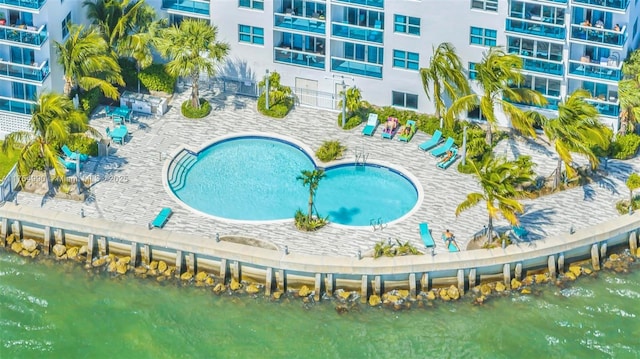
top-left (1, 252), bottom-right (639, 358)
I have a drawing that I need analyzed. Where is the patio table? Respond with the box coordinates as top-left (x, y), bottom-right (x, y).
top-left (108, 125), bottom-right (128, 145)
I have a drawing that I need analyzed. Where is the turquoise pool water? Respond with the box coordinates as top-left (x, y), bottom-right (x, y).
top-left (170, 136), bottom-right (418, 225)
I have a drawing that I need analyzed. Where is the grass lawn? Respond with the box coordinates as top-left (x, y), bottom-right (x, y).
top-left (0, 141), bottom-right (20, 180)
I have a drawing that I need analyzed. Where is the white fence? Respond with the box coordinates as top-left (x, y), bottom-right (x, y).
top-left (0, 164), bottom-right (18, 202)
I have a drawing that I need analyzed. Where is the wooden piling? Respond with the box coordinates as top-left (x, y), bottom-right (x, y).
top-left (0, 217), bottom-right (8, 246)
top-left (314, 273), bottom-right (322, 301)
top-left (374, 276), bottom-right (381, 295)
top-left (86, 234), bottom-right (95, 264)
top-left (142, 244), bottom-right (151, 266)
top-left (420, 273), bottom-right (429, 292)
top-left (231, 261), bottom-right (240, 282)
top-left (599, 242), bottom-right (608, 260)
top-left (264, 267), bottom-right (273, 296)
top-left (129, 242), bottom-right (139, 269)
top-left (324, 273), bottom-right (333, 296)
top-left (515, 262), bottom-right (523, 280)
top-left (187, 253), bottom-right (196, 274)
top-left (468, 268), bottom-right (477, 290)
top-left (13, 220), bottom-right (22, 239)
top-left (175, 250), bottom-right (183, 278)
top-left (630, 232), bottom-right (638, 257)
top-left (457, 269), bottom-right (465, 295)
top-left (557, 254), bottom-right (565, 273)
top-left (277, 269), bottom-right (285, 291)
top-left (591, 244), bottom-right (601, 270)
top-left (98, 236), bottom-right (107, 257)
top-left (360, 275), bottom-right (368, 304)
top-left (43, 226), bottom-right (52, 255)
top-left (548, 255), bottom-right (557, 279)
top-left (409, 273), bottom-right (416, 299)
top-left (219, 259), bottom-right (228, 283)
top-left (503, 263), bottom-right (511, 289)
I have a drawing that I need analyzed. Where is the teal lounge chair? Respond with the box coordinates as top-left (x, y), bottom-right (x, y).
top-left (398, 120), bottom-right (417, 142)
top-left (62, 144), bottom-right (88, 162)
top-left (419, 222), bottom-right (436, 248)
top-left (437, 148), bottom-right (458, 169)
top-left (418, 129), bottom-right (442, 151)
top-left (431, 137), bottom-right (455, 157)
top-left (442, 233), bottom-right (460, 252)
top-left (361, 113), bottom-right (379, 136)
top-left (151, 207), bottom-right (173, 228)
top-left (58, 156), bottom-right (82, 171)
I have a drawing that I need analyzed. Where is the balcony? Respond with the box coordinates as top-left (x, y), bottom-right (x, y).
top-left (331, 57), bottom-right (382, 78)
top-left (586, 98), bottom-right (619, 117)
top-left (569, 24), bottom-right (626, 47)
top-left (332, 23), bottom-right (383, 43)
top-left (572, 0), bottom-right (629, 11)
top-left (568, 59), bottom-right (622, 81)
top-left (274, 47), bottom-right (325, 70)
top-left (0, 59), bottom-right (50, 83)
top-left (505, 19), bottom-right (565, 40)
top-left (0, 0), bottom-right (46, 10)
top-left (0, 24), bottom-right (48, 48)
top-left (0, 95), bottom-right (35, 115)
top-left (508, 96), bottom-right (560, 111)
top-left (332, 0), bottom-right (383, 9)
top-left (520, 57), bottom-right (564, 76)
top-left (274, 13), bottom-right (326, 35)
top-left (162, 0), bottom-right (210, 17)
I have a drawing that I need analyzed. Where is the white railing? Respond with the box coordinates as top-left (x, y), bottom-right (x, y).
top-left (0, 163), bottom-right (18, 202)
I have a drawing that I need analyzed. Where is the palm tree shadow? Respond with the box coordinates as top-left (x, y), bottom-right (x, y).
top-left (523, 136), bottom-right (554, 156)
top-left (511, 207), bottom-right (556, 245)
top-left (582, 183), bottom-right (597, 201)
top-left (328, 207), bottom-right (360, 224)
top-left (604, 160), bottom-right (635, 183)
top-left (592, 175), bottom-right (619, 195)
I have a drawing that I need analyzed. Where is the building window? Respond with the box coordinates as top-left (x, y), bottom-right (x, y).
top-left (239, 0), bottom-right (264, 10)
top-left (393, 15), bottom-right (420, 35)
top-left (392, 91), bottom-right (418, 109)
top-left (471, 0), bottom-right (498, 11)
top-left (470, 26), bottom-right (497, 47)
top-left (61, 12), bottom-right (71, 39)
top-left (238, 25), bottom-right (264, 45)
top-left (393, 50), bottom-right (419, 70)
top-left (634, 19), bottom-right (638, 39)
top-left (468, 62), bottom-right (478, 80)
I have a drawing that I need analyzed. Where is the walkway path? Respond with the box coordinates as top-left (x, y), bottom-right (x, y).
top-left (14, 85), bottom-right (639, 257)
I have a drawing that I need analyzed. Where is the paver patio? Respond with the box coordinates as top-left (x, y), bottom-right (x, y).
top-left (10, 85), bottom-right (640, 257)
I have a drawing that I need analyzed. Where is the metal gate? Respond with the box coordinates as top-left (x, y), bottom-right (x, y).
top-left (209, 76), bottom-right (258, 98)
top-left (292, 87), bottom-right (339, 111)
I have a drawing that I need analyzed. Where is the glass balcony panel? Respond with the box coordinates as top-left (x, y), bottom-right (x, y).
top-left (521, 57), bottom-right (564, 76)
top-left (0, 96), bottom-right (36, 115)
top-left (0, 59), bottom-right (50, 82)
top-left (570, 24), bottom-right (626, 46)
top-left (331, 57), bottom-right (382, 78)
top-left (568, 60), bottom-right (622, 81)
top-left (505, 19), bottom-right (565, 39)
top-left (333, 0), bottom-right (384, 9)
top-left (332, 23), bottom-right (382, 43)
top-left (274, 48), bottom-right (325, 69)
top-left (507, 96), bottom-right (560, 110)
top-left (572, 0), bottom-right (629, 10)
top-left (162, 0), bottom-right (210, 16)
top-left (0, 0), bottom-right (46, 10)
top-left (585, 98), bottom-right (619, 117)
top-left (0, 25), bottom-right (48, 47)
top-left (274, 14), bottom-right (326, 35)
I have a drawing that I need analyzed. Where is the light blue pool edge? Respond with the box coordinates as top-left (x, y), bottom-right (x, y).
top-left (161, 132), bottom-right (425, 229)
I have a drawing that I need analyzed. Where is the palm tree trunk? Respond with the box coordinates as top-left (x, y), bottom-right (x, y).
top-left (487, 216), bottom-right (494, 244)
top-left (307, 194), bottom-right (313, 222)
top-left (191, 72), bottom-right (200, 109)
top-left (485, 124), bottom-right (493, 146)
top-left (136, 62), bottom-right (141, 94)
top-left (619, 117), bottom-right (628, 136)
top-left (63, 77), bottom-right (73, 98)
top-left (554, 158), bottom-right (562, 189)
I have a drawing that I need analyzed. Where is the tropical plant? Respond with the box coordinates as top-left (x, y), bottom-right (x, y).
top-left (259, 71), bottom-right (293, 109)
top-left (626, 173), bottom-right (640, 211)
top-left (618, 76), bottom-right (640, 136)
top-left (542, 90), bottom-right (610, 189)
top-left (0, 93), bottom-right (96, 195)
top-left (83, 0), bottom-right (156, 49)
top-left (156, 19), bottom-right (229, 109)
top-left (294, 209), bottom-right (327, 231)
top-left (455, 155), bottom-right (535, 243)
top-left (55, 24), bottom-right (124, 99)
top-left (316, 140), bottom-right (347, 162)
top-left (447, 47), bottom-right (547, 144)
top-left (338, 87), bottom-right (362, 116)
top-left (296, 168), bottom-right (326, 223)
top-left (373, 239), bottom-right (421, 258)
top-left (420, 42), bottom-right (470, 121)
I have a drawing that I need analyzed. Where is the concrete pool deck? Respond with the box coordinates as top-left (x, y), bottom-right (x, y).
top-left (12, 85), bottom-right (640, 257)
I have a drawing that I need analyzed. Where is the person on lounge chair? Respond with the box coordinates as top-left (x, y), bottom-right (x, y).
top-left (401, 126), bottom-right (411, 136)
top-left (444, 229), bottom-right (454, 246)
top-left (441, 150), bottom-right (453, 163)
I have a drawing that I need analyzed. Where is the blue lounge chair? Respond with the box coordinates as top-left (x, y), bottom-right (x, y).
top-left (512, 225), bottom-right (529, 240)
top-left (151, 207), bottom-right (173, 228)
top-left (58, 156), bottom-right (82, 171)
top-left (419, 222), bottom-right (436, 248)
top-left (442, 233), bottom-right (460, 252)
top-left (62, 144), bottom-right (88, 162)
top-left (431, 137), bottom-right (455, 157)
top-left (418, 129), bottom-right (442, 151)
top-left (398, 120), bottom-right (417, 142)
top-left (361, 113), bottom-right (379, 136)
top-left (437, 148), bottom-right (458, 169)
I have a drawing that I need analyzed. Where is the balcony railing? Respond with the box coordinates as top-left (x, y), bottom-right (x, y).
top-left (162, 0), bottom-right (210, 16)
top-left (0, 24), bottom-right (48, 48)
top-left (0, 0), bottom-right (46, 10)
top-left (274, 14), bottom-right (326, 35)
top-left (505, 19), bottom-right (565, 40)
top-left (332, 23), bottom-right (383, 43)
top-left (331, 57), bottom-right (382, 78)
top-left (586, 98), bottom-right (619, 117)
top-left (570, 24), bottom-right (626, 46)
top-left (568, 60), bottom-right (622, 81)
top-left (572, 0), bottom-right (629, 11)
top-left (0, 59), bottom-right (50, 83)
top-left (274, 48), bottom-right (325, 70)
top-left (520, 57), bottom-right (564, 76)
top-left (332, 0), bottom-right (383, 9)
top-left (508, 95), bottom-right (560, 111)
top-left (0, 95), bottom-right (36, 115)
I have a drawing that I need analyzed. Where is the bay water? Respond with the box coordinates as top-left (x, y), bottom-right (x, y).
top-left (1, 252), bottom-right (639, 358)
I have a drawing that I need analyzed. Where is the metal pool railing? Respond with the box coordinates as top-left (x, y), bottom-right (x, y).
top-left (167, 149), bottom-right (197, 192)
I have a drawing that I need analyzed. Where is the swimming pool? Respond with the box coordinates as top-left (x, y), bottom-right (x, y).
top-left (168, 136), bottom-right (419, 226)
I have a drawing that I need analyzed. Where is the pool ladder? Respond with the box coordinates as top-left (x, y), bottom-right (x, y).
top-left (354, 146), bottom-right (368, 166)
top-left (370, 217), bottom-right (386, 231)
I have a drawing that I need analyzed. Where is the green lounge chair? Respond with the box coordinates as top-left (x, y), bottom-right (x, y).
top-left (151, 207), bottom-right (173, 228)
top-left (442, 233), bottom-right (460, 252)
top-left (419, 222), bottom-right (435, 248)
top-left (398, 120), bottom-right (417, 142)
top-left (437, 148), bottom-right (458, 169)
top-left (62, 144), bottom-right (88, 162)
top-left (418, 129), bottom-right (442, 151)
top-left (361, 113), bottom-right (379, 136)
top-left (431, 137), bottom-right (455, 157)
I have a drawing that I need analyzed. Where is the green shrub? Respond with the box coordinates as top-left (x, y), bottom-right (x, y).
top-left (181, 99), bottom-right (211, 119)
top-left (294, 209), bottom-right (328, 231)
top-left (257, 94), bottom-right (292, 118)
top-left (79, 88), bottom-right (102, 115)
top-left (118, 58), bottom-right (139, 90)
top-left (139, 64), bottom-right (177, 94)
top-left (338, 114), bottom-right (363, 130)
top-left (616, 195), bottom-right (640, 214)
top-left (316, 140), bottom-right (347, 162)
top-left (67, 135), bottom-right (99, 157)
top-left (610, 133), bottom-right (640, 160)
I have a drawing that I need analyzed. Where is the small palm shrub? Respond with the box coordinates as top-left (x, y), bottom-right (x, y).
top-left (294, 209), bottom-right (328, 231)
top-left (257, 94), bottom-right (292, 118)
top-left (610, 133), bottom-right (640, 159)
top-left (316, 140), bottom-right (346, 162)
top-left (181, 99), bottom-right (211, 118)
top-left (258, 71), bottom-right (294, 118)
top-left (373, 239), bottom-right (421, 258)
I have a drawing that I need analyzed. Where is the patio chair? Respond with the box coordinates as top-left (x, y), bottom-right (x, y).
top-left (381, 117), bottom-right (398, 139)
top-left (361, 113), bottom-right (379, 136)
top-left (58, 156), bottom-right (82, 171)
top-left (61, 144), bottom-right (88, 162)
top-left (418, 129), bottom-right (442, 151)
top-left (419, 222), bottom-right (436, 248)
top-left (431, 137), bottom-right (455, 157)
top-left (398, 120), bottom-right (417, 142)
top-left (151, 207), bottom-right (173, 228)
top-left (436, 148), bottom-right (458, 170)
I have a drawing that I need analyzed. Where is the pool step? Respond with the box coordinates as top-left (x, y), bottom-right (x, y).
top-left (168, 150), bottom-right (198, 191)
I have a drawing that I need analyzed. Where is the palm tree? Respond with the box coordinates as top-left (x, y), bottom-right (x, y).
top-left (420, 42), bottom-right (470, 122)
top-left (54, 24), bottom-right (124, 99)
top-left (83, 0), bottom-right (155, 49)
top-left (626, 173), bottom-right (640, 211)
top-left (296, 169), bottom-right (326, 222)
top-left (338, 86), bottom-right (362, 117)
top-left (448, 47), bottom-right (547, 144)
top-left (118, 17), bottom-right (167, 93)
top-left (542, 90), bottom-right (610, 189)
top-left (618, 76), bottom-right (640, 135)
top-left (456, 155), bottom-right (534, 243)
top-left (156, 19), bottom-right (230, 109)
top-left (259, 71), bottom-right (293, 108)
top-left (0, 93), bottom-right (93, 195)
